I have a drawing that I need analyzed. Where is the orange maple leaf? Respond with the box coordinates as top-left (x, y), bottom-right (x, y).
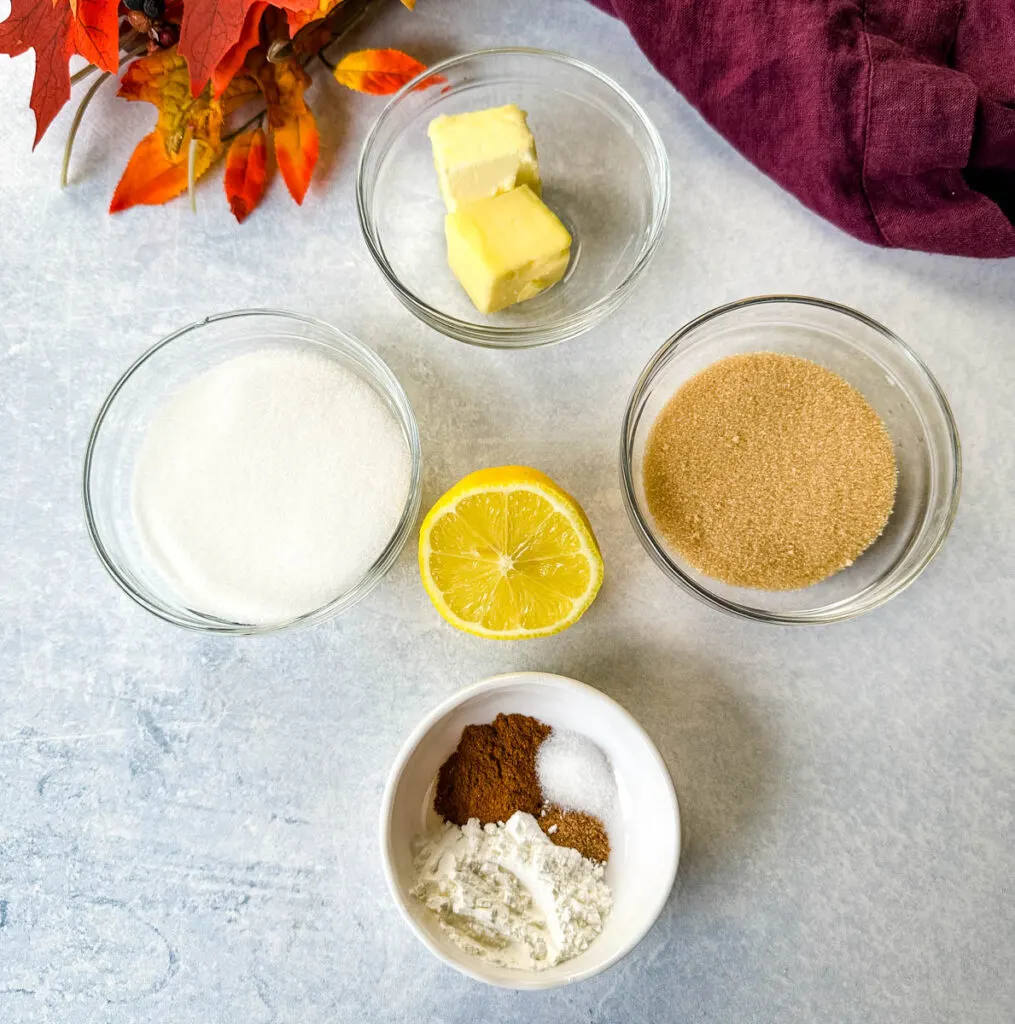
top-left (288, 0), bottom-right (342, 35)
top-left (118, 48), bottom-right (194, 120)
top-left (289, 0), bottom-right (418, 40)
top-left (256, 56), bottom-right (319, 205)
top-left (224, 127), bottom-right (269, 222)
top-left (109, 130), bottom-right (213, 212)
top-left (332, 48), bottom-right (428, 95)
top-left (274, 110), bottom-right (319, 205)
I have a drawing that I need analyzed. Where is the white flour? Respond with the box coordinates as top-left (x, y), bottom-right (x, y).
top-left (410, 811), bottom-right (612, 970)
top-left (132, 347), bottom-right (410, 624)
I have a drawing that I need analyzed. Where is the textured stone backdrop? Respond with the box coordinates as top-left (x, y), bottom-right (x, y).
top-left (1, 0), bottom-right (1013, 1021)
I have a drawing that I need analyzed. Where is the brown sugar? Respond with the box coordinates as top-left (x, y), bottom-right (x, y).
top-left (539, 805), bottom-right (610, 862)
top-left (434, 713), bottom-right (550, 826)
top-left (643, 352), bottom-right (897, 590)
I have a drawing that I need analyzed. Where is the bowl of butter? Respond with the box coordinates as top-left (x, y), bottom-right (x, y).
top-left (357, 48), bottom-right (670, 348)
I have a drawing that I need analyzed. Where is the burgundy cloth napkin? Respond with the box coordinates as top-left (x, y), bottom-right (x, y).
top-left (591, 0), bottom-right (1015, 258)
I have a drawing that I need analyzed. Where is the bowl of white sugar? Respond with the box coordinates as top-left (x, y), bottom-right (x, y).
top-left (84, 309), bottom-right (422, 633)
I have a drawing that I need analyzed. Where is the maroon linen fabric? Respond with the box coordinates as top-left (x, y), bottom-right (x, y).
top-left (590, 0), bottom-right (1015, 258)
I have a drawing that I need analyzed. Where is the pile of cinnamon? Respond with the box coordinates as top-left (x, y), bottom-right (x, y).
top-left (434, 712), bottom-right (611, 862)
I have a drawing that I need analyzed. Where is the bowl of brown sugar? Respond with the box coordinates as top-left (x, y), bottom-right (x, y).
top-left (621, 296), bottom-right (961, 624)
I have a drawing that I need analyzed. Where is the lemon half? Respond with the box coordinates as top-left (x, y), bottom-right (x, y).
top-left (419, 466), bottom-right (604, 640)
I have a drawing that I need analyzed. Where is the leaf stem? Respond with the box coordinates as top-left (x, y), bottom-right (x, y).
top-left (316, 0), bottom-right (373, 64)
top-left (69, 39), bottom-right (146, 87)
top-left (267, 39), bottom-right (294, 64)
top-left (61, 71), bottom-right (112, 189)
top-left (222, 110), bottom-right (266, 145)
top-left (188, 138), bottom-right (199, 213)
top-left (70, 63), bottom-right (98, 87)
top-left (317, 51), bottom-right (336, 72)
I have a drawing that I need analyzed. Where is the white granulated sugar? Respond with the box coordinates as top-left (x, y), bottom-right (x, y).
top-left (536, 729), bottom-right (617, 822)
top-left (410, 811), bottom-right (612, 971)
top-left (132, 347), bottom-right (410, 624)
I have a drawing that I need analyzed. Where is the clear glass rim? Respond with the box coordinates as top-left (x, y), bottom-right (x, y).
top-left (356, 47), bottom-right (671, 349)
top-left (619, 294), bottom-right (963, 625)
top-left (82, 308), bottom-right (423, 635)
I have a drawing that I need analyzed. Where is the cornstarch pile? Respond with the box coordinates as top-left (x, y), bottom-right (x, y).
top-left (132, 347), bottom-right (410, 624)
top-left (411, 812), bottom-right (612, 971)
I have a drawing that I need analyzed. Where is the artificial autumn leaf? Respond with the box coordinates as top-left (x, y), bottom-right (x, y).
top-left (223, 127), bottom-right (268, 222)
top-left (0, 0), bottom-right (72, 147)
top-left (110, 48), bottom-right (256, 212)
top-left (274, 110), bottom-right (319, 204)
top-left (109, 130), bottom-right (219, 212)
top-left (288, 0), bottom-right (342, 35)
top-left (210, 1), bottom-right (267, 99)
top-left (0, 0), bottom-right (122, 146)
top-left (256, 56), bottom-right (319, 204)
top-left (332, 48), bottom-right (427, 95)
top-left (220, 73), bottom-right (262, 111)
top-left (119, 46), bottom-right (191, 111)
top-left (68, 0), bottom-right (119, 75)
top-left (117, 47), bottom-right (219, 156)
top-left (178, 0), bottom-right (320, 95)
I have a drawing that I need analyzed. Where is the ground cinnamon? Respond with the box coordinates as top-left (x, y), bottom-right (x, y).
top-left (434, 712), bottom-right (550, 826)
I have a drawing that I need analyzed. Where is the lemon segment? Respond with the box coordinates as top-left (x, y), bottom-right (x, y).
top-left (419, 467), bottom-right (604, 640)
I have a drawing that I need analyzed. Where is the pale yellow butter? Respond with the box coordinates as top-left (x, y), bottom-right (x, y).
top-left (444, 185), bottom-right (571, 314)
top-left (427, 104), bottom-right (541, 213)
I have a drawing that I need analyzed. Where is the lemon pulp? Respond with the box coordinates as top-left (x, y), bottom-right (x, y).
top-left (419, 467), bottom-right (603, 640)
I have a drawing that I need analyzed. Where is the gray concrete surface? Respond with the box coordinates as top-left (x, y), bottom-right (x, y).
top-left (1, 1), bottom-right (1013, 1020)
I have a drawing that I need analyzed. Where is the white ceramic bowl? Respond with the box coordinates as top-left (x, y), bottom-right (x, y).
top-left (380, 672), bottom-right (680, 989)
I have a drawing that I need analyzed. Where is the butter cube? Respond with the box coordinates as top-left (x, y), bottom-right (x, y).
top-left (428, 104), bottom-right (541, 213)
top-left (444, 185), bottom-right (571, 314)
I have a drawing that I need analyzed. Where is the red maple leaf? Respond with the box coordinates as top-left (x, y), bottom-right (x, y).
top-left (0, 0), bottom-right (72, 147)
top-left (1, 0), bottom-right (120, 147)
top-left (209, 0), bottom-right (267, 98)
top-left (68, 0), bottom-right (119, 74)
top-left (178, 0), bottom-right (319, 95)
top-left (223, 127), bottom-right (269, 222)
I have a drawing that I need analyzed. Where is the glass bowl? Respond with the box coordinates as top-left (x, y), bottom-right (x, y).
top-left (83, 309), bottom-right (423, 634)
top-left (357, 48), bottom-right (670, 348)
top-left (620, 296), bottom-right (961, 624)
